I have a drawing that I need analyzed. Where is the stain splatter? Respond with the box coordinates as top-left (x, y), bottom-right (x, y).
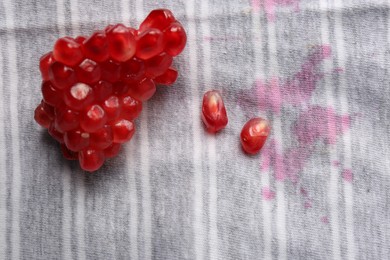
top-left (342, 169), bottom-right (353, 182)
top-left (321, 216), bottom-right (329, 224)
top-left (252, 0), bottom-right (300, 21)
top-left (262, 186), bottom-right (276, 200)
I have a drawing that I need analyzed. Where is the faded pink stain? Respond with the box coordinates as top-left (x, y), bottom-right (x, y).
top-left (321, 216), bottom-right (329, 224)
top-left (293, 106), bottom-right (351, 145)
top-left (333, 160), bottom-right (341, 167)
top-left (262, 187), bottom-right (276, 200)
top-left (304, 201), bottom-right (312, 209)
top-left (342, 169), bottom-right (353, 182)
top-left (252, 0), bottom-right (300, 21)
top-left (300, 188), bottom-right (308, 196)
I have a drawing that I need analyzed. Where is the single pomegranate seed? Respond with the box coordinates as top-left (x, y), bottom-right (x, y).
top-left (139, 9), bottom-right (176, 32)
top-left (240, 117), bottom-right (270, 155)
top-left (145, 52), bottom-right (173, 78)
top-left (100, 59), bottom-right (121, 82)
top-left (64, 83), bottom-right (94, 110)
top-left (82, 31), bottom-right (109, 62)
top-left (121, 95), bottom-right (142, 121)
top-left (54, 107), bottom-right (80, 132)
top-left (49, 62), bottom-right (76, 89)
top-left (93, 81), bottom-right (113, 102)
top-left (127, 78), bottom-right (156, 101)
top-left (90, 125), bottom-right (113, 150)
top-left (164, 22), bottom-right (187, 57)
top-left (112, 119), bottom-right (135, 143)
top-left (80, 104), bottom-right (107, 132)
top-left (79, 149), bottom-right (105, 172)
top-left (64, 129), bottom-right (90, 152)
top-left (34, 104), bottom-right (52, 128)
top-left (53, 37), bottom-right (84, 66)
top-left (39, 52), bottom-right (55, 81)
top-left (136, 28), bottom-right (165, 60)
top-left (41, 81), bottom-right (63, 107)
top-left (41, 101), bottom-right (55, 120)
top-left (106, 24), bottom-right (136, 62)
top-left (201, 90), bottom-right (228, 133)
top-left (76, 59), bottom-right (101, 84)
top-left (105, 24), bottom-right (114, 33)
top-left (48, 123), bottom-right (65, 143)
top-left (102, 95), bottom-right (121, 120)
top-left (120, 57), bottom-right (145, 84)
top-left (60, 144), bottom-right (78, 160)
top-left (154, 67), bottom-right (178, 85)
top-left (75, 36), bottom-right (87, 44)
top-left (104, 143), bottom-right (121, 158)
top-left (113, 81), bottom-right (130, 95)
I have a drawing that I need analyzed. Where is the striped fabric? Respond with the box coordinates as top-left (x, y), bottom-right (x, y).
top-left (1, 0), bottom-right (390, 259)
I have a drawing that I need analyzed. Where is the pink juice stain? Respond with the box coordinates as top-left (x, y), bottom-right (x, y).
top-left (252, 0), bottom-right (300, 21)
top-left (342, 169), bottom-right (353, 182)
top-left (262, 186), bottom-right (276, 200)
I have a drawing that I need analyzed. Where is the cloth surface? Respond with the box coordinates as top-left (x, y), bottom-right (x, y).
top-left (0, 0), bottom-right (390, 259)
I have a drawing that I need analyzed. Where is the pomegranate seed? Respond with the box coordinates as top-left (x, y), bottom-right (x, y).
top-left (107, 24), bottom-right (136, 62)
top-left (76, 59), bottom-right (101, 84)
top-left (41, 101), bottom-right (55, 120)
top-left (139, 9), bottom-right (176, 32)
top-left (112, 119), bottom-right (135, 143)
top-left (64, 129), bottom-right (90, 152)
top-left (201, 90), bottom-right (228, 133)
top-left (120, 57), bottom-right (145, 84)
top-left (82, 31), bottom-right (109, 62)
top-left (102, 95), bottom-right (121, 120)
top-left (80, 104), bottom-right (107, 132)
top-left (104, 143), bottom-right (121, 158)
top-left (90, 125), bottom-right (113, 150)
top-left (49, 62), bottom-right (76, 89)
top-left (34, 104), bottom-right (52, 128)
top-left (48, 123), bottom-right (64, 143)
top-left (136, 28), bottom-right (165, 60)
top-left (75, 36), bottom-right (87, 44)
top-left (79, 149), bottom-right (105, 172)
top-left (54, 107), bottom-right (80, 132)
top-left (93, 80), bottom-right (113, 102)
top-left (41, 81), bottom-right (63, 107)
top-left (240, 117), bottom-right (270, 155)
top-left (39, 52), bottom-right (54, 81)
top-left (154, 67), bottom-right (178, 85)
top-left (60, 144), bottom-right (78, 160)
top-left (105, 25), bottom-right (114, 33)
top-left (121, 95), bottom-right (142, 121)
top-left (100, 59), bottom-right (121, 82)
top-left (112, 81), bottom-right (130, 95)
top-left (53, 37), bottom-right (84, 66)
top-left (64, 83), bottom-right (94, 110)
top-left (164, 22), bottom-right (187, 57)
top-left (127, 78), bottom-right (156, 101)
top-left (145, 52), bottom-right (173, 78)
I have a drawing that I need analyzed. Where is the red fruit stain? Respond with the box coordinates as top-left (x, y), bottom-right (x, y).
top-left (251, 0), bottom-right (300, 22)
top-left (261, 187), bottom-right (276, 200)
top-left (342, 169), bottom-right (353, 183)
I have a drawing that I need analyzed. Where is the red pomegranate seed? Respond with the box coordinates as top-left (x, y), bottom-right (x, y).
top-left (54, 107), bottom-right (80, 132)
top-left (145, 52), bottom-right (173, 78)
top-left (41, 81), bottom-right (63, 107)
top-left (105, 24), bottom-right (114, 33)
top-left (112, 81), bottom-right (130, 95)
top-left (93, 80), bottom-right (113, 102)
top-left (164, 22), bottom-right (187, 57)
top-left (75, 36), bottom-right (87, 44)
top-left (53, 37), bottom-right (84, 66)
top-left (100, 59), bottom-right (121, 82)
top-left (120, 57), bottom-right (145, 84)
top-left (127, 78), bottom-right (156, 101)
top-left (48, 123), bottom-right (65, 143)
top-left (64, 129), bottom-right (90, 152)
top-left (102, 95), bottom-right (121, 120)
top-left (201, 90), bottom-right (228, 133)
top-left (79, 149), bottom-right (105, 172)
top-left (80, 104), bottom-right (107, 132)
top-left (240, 117), bottom-right (270, 155)
top-left (121, 95), bottom-right (142, 121)
top-left (41, 101), bottom-right (55, 119)
top-left (139, 9), bottom-right (176, 32)
top-left (82, 31), bottom-right (109, 62)
top-left (112, 119), bottom-right (135, 143)
top-left (76, 59), bottom-right (101, 84)
top-left (154, 67), bottom-right (178, 85)
top-left (34, 104), bottom-right (52, 129)
top-left (39, 52), bottom-right (55, 81)
top-left (49, 62), bottom-right (76, 89)
top-left (104, 143), bottom-right (121, 158)
top-left (64, 83), bottom-right (94, 110)
top-left (136, 28), bottom-right (165, 60)
top-left (106, 24), bottom-right (136, 62)
top-left (60, 144), bottom-right (78, 160)
top-left (90, 125), bottom-right (113, 150)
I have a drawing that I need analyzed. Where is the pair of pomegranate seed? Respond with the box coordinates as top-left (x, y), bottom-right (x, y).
top-left (201, 90), bottom-right (270, 155)
top-left (34, 9), bottom-right (187, 171)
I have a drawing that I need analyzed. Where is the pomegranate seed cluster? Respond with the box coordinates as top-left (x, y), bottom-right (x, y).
top-left (34, 9), bottom-right (187, 171)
